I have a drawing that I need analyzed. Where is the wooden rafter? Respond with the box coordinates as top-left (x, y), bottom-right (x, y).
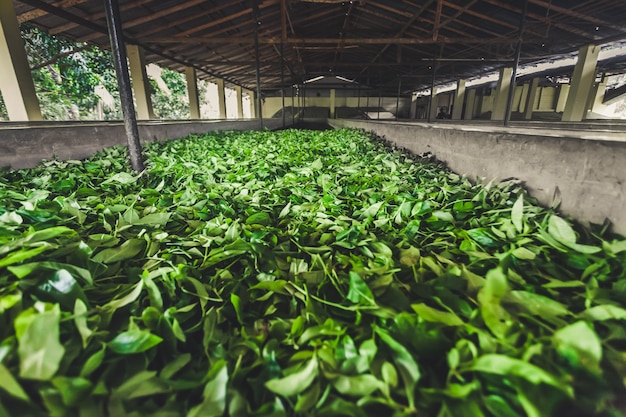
top-left (17, 0), bottom-right (88, 23)
top-left (529, 0), bottom-right (626, 33)
top-left (142, 35), bottom-right (519, 46)
top-left (359, 0), bottom-right (436, 75)
top-left (481, 0), bottom-right (598, 39)
top-left (50, 0), bottom-right (154, 35)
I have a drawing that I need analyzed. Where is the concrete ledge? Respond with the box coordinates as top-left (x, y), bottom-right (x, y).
top-left (0, 119), bottom-right (286, 169)
top-left (329, 119), bottom-right (626, 236)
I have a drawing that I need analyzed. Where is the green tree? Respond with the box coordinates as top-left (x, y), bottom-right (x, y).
top-left (20, 25), bottom-right (119, 120)
top-left (149, 68), bottom-right (190, 120)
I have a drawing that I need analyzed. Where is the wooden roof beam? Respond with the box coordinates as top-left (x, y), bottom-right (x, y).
top-left (481, 0), bottom-right (598, 39)
top-left (142, 35), bottom-right (519, 45)
top-left (17, 0), bottom-right (88, 23)
top-left (50, 0), bottom-right (154, 35)
top-left (529, 0), bottom-right (626, 33)
top-left (359, 0), bottom-right (435, 75)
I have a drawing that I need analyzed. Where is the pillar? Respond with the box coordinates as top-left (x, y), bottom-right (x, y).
top-left (491, 67), bottom-right (513, 121)
top-left (235, 85), bottom-right (243, 118)
top-left (518, 83), bottom-right (530, 114)
top-left (555, 84), bottom-right (570, 113)
top-left (215, 78), bottom-right (226, 119)
top-left (451, 79), bottom-right (466, 120)
top-left (562, 44), bottom-right (601, 122)
top-left (0, 0), bottom-right (42, 121)
top-left (329, 88), bottom-right (336, 119)
top-left (184, 67), bottom-right (200, 119)
top-left (464, 89), bottom-right (476, 120)
top-left (127, 44), bottom-right (154, 120)
top-left (410, 92), bottom-right (418, 119)
top-left (429, 87), bottom-right (439, 120)
top-left (524, 78), bottom-right (540, 120)
top-left (590, 77), bottom-right (608, 115)
top-left (248, 89), bottom-right (257, 118)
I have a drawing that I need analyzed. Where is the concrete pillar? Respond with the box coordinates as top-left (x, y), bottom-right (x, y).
top-left (329, 88), bottom-right (336, 119)
top-left (126, 44), bottom-right (154, 120)
top-left (248, 89), bottom-right (257, 118)
top-left (183, 66), bottom-right (200, 119)
top-left (518, 83), bottom-right (530, 114)
top-left (235, 85), bottom-right (243, 118)
top-left (410, 93), bottom-right (418, 119)
top-left (451, 79), bottom-right (466, 120)
top-left (555, 84), bottom-right (570, 113)
top-left (429, 87), bottom-right (439, 120)
top-left (0, 0), bottom-right (42, 121)
top-left (215, 78), bottom-right (227, 119)
top-left (491, 67), bottom-right (513, 121)
top-left (562, 45), bottom-right (601, 122)
top-left (590, 78), bottom-right (608, 114)
top-left (524, 78), bottom-right (540, 120)
top-left (464, 89), bottom-right (476, 120)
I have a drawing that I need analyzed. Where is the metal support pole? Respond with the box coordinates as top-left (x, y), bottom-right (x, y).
top-left (280, 41), bottom-right (285, 127)
top-left (252, 0), bottom-right (263, 129)
top-left (357, 83), bottom-right (361, 113)
top-left (103, 0), bottom-right (144, 171)
top-left (504, 0), bottom-right (529, 126)
top-left (427, 62), bottom-right (437, 123)
top-left (395, 77), bottom-right (402, 121)
top-left (291, 81), bottom-right (295, 124)
top-left (377, 90), bottom-right (381, 120)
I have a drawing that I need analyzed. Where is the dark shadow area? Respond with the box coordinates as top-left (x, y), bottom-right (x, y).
top-left (274, 120), bottom-right (332, 131)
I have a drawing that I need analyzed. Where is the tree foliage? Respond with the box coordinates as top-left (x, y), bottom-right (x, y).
top-left (20, 25), bottom-right (118, 120)
top-left (0, 25), bottom-right (192, 121)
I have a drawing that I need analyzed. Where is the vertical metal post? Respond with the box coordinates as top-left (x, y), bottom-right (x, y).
top-left (377, 89), bottom-right (381, 120)
top-left (427, 61), bottom-right (437, 123)
top-left (280, 42), bottom-right (285, 127)
top-left (103, 0), bottom-right (144, 171)
top-left (291, 81), bottom-right (295, 124)
top-left (252, 0), bottom-right (263, 129)
top-left (357, 83), bottom-right (361, 113)
top-left (504, 0), bottom-right (529, 126)
top-left (395, 77), bottom-right (402, 120)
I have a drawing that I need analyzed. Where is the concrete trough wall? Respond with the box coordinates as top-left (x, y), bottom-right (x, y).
top-left (329, 119), bottom-right (626, 236)
top-left (0, 119), bottom-right (285, 169)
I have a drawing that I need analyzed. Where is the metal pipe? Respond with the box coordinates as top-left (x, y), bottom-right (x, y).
top-left (280, 40), bottom-right (285, 127)
top-left (504, 0), bottom-right (529, 126)
top-left (395, 77), bottom-right (402, 120)
top-left (427, 62), bottom-right (437, 122)
top-left (377, 90), bottom-right (381, 120)
top-left (103, 0), bottom-right (144, 171)
top-left (252, 0), bottom-right (263, 129)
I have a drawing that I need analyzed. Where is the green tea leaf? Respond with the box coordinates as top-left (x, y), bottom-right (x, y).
top-left (0, 363), bottom-right (29, 401)
top-left (511, 194), bottom-right (524, 233)
top-left (347, 271), bottom-right (376, 306)
top-left (478, 267), bottom-right (511, 339)
top-left (332, 374), bottom-right (382, 396)
top-left (187, 363), bottom-right (229, 417)
top-left (108, 328), bottom-right (163, 354)
top-left (15, 302), bottom-right (65, 380)
top-left (580, 304), bottom-right (626, 321)
top-left (411, 303), bottom-right (464, 326)
top-left (374, 326), bottom-right (420, 409)
top-left (467, 354), bottom-right (569, 395)
top-left (265, 356), bottom-right (318, 397)
top-left (554, 321), bottom-right (602, 371)
top-left (92, 239), bottom-right (145, 263)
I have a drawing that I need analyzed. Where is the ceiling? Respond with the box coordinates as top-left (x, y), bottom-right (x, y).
top-left (13, 0), bottom-right (626, 95)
